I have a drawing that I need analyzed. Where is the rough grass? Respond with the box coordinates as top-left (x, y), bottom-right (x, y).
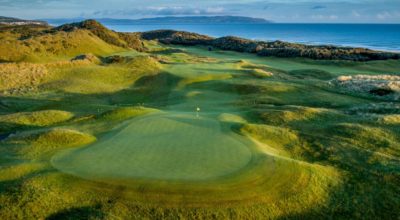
top-left (0, 110), bottom-right (74, 127)
top-left (0, 63), bottom-right (49, 95)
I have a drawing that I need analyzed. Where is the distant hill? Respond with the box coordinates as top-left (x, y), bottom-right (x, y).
top-left (0, 16), bottom-right (48, 26)
top-left (46, 16), bottom-right (272, 26)
top-left (1, 18), bottom-right (398, 62)
top-left (141, 30), bottom-right (400, 61)
top-left (0, 19), bottom-right (145, 62)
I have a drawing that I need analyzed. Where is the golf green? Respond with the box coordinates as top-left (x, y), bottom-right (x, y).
top-left (51, 112), bottom-right (253, 181)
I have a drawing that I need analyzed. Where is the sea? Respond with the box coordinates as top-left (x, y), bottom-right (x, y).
top-left (103, 23), bottom-right (400, 52)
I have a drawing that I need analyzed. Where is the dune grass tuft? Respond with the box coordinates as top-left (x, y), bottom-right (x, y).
top-left (378, 114), bottom-right (400, 124)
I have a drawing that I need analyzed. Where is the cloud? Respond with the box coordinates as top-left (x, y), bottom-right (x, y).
top-left (352, 10), bottom-right (360, 17)
top-left (92, 6), bottom-right (225, 17)
top-left (377, 11), bottom-right (390, 20)
top-left (151, 6), bottom-right (224, 16)
top-left (311, 14), bottom-right (338, 20)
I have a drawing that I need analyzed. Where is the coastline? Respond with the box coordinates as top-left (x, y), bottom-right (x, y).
top-left (93, 23), bottom-right (400, 53)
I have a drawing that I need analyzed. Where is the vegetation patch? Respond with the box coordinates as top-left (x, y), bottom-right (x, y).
top-left (70, 53), bottom-right (101, 64)
top-left (378, 114), bottom-right (400, 124)
top-left (0, 63), bottom-right (49, 95)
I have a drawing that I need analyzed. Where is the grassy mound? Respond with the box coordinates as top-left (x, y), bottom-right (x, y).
top-left (55, 19), bottom-right (145, 51)
top-left (258, 106), bottom-right (331, 125)
top-left (236, 60), bottom-right (286, 75)
top-left (333, 123), bottom-right (400, 157)
top-left (0, 110), bottom-right (74, 127)
top-left (7, 128), bottom-right (96, 157)
top-left (244, 68), bottom-right (273, 78)
top-left (218, 113), bottom-right (247, 124)
top-left (241, 123), bottom-right (300, 157)
top-left (177, 73), bottom-right (232, 88)
top-left (43, 56), bottom-right (161, 94)
top-left (288, 69), bottom-right (334, 80)
top-left (98, 107), bottom-right (158, 121)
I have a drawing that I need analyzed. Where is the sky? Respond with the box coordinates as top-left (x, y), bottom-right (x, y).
top-left (0, 0), bottom-right (400, 23)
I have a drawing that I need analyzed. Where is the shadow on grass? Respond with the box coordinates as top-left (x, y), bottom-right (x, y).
top-left (46, 205), bottom-right (104, 220)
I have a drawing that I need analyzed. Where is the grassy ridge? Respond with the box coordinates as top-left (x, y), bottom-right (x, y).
top-left (0, 29), bottom-right (124, 62)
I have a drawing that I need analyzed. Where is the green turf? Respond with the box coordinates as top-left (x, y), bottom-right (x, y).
top-left (52, 112), bottom-right (253, 181)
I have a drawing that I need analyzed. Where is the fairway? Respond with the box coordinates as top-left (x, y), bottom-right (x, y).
top-left (52, 112), bottom-right (253, 181)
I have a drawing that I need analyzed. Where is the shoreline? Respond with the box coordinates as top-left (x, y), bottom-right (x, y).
top-left (96, 23), bottom-right (400, 53)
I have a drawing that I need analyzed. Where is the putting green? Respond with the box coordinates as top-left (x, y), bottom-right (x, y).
top-left (52, 112), bottom-right (253, 181)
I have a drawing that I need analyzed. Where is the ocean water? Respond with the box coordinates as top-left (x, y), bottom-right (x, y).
top-left (106, 23), bottom-right (400, 52)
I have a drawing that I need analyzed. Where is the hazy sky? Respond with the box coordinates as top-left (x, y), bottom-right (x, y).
top-left (0, 0), bottom-right (399, 23)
